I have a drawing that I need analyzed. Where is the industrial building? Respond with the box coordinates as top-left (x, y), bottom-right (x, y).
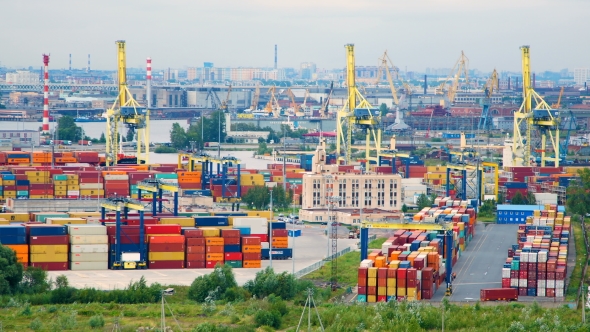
top-left (0, 130), bottom-right (40, 147)
top-left (496, 205), bottom-right (565, 224)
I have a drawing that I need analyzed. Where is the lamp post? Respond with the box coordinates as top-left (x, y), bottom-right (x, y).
top-left (291, 184), bottom-right (298, 275)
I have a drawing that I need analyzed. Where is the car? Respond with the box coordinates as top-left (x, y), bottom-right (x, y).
top-left (320, 222), bottom-right (328, 226)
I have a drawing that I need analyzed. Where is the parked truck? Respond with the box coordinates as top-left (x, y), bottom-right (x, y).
top-left (480, 288), bottom-right (518, 301)
top-left (204, 142), bottom-right (219, 147)
top-left (261, 248), bottom-right (292, 260)
top-left (78, 140), bottom-right (92, 146)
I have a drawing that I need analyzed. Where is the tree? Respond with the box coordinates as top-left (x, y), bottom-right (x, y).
top-left (416, 193), bottom-right (431, 210)
top-left (479, 199), bottom-right (496, 217)
top-left (0, 245), bottom-right (24, 294)
top-left (57, 115), bottom-right (83, 141)
top-left (379, 103), bottom-right (389, 117)
top-left (526, 192), bottom-right (537, 205)
top-left (242, 186), bottom-right (270, 210)
top-left (170, 122), bottom-right (188, 149)
top-left (126, 127), bottom-right (135, 142)
top-left (566, 169), bottom-right (590, 216)
top-left (19, 266), bottom-right (50, 294)
top-left (98, 132), bottom-right (106, 143)
top-left (188, 264), bottom-right (237, 302)
top-left (510, 191), bottom-right (526, 205)
top-left (401, 204), bottom-right (408, 213)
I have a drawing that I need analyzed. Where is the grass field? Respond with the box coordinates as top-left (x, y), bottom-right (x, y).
top-left (566, 219), bottom-right (588, 302)
top-left (302, 251), bottom-right (361, 287)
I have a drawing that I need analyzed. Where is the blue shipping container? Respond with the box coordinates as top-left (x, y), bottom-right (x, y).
top-left (224, 244), bottom-right (241, 253)
top-left (288, 229), bottom-right (301, 237)
top-left (261, 248), bottom-right (292, 259)
top-left (233, 226), bottom-right (251, 235)
top-left (270, 222), bottom-right (286, 230)
top-left (28, 226), bottom-right (67, 236)
top-left (0, 225), bottom-right (26, 236)
top-left (195, 217), bottom-right (229, 227)
top-left (0, 236), bottom-right (27, 245)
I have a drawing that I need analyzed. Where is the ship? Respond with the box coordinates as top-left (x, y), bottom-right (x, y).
top-left (409, 105), bottom-right (450, 117)
top-left (74, 116), bottom-right (107, 123)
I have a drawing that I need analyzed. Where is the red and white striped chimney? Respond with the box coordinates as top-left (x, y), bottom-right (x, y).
top-left (42, 54), bottom-right (50, 134)
top-left (146, 57), bottom-right (152, 108)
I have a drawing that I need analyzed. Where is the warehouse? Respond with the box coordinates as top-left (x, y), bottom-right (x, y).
top-left (496, 205), bottom-right (565, 224)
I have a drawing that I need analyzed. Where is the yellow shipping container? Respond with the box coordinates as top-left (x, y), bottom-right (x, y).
top-left (387, 287), bottom-right (396, 296)
top-left (368, 267), bottom-right (378, 278)
top-left (68, 185), bottom-right (80, 190)
top-left (425, 173), bottom-right (445, 179)
top-left (25, 171), bottom-right (50, 177)
top-left (0, 213), bottom-right (29, 222)
top-left (367, 278), bottom-right (377, 287)
top-left (30, 253), bottom-right (68, 263)
top-left (407, 287), bottom-right (417, 297)
top-left (27, 177), bottom-right (50, 184)
top-left (69, 212), bottom-right (100, 218)
top-left (160, 217), bottom-right (194, 227)
top-left (67, 179), bottom-right (78, 185)
top-left (30, 195), bottom-right (54, 199)
top-left (377, 287), bottom-right (387, 295)
top-left (367, 295), bottom-right (376, 303)
top-left (397, 288), bottom-right (407, 297)
top-left (387, 278), bottom-right (396, 288)
top-left (3, 180), bottom-right (15, 185)
top-left (148, 252), bottom-right (185, 261)
top-left (29, 245), bottom-right (68, 254)
top-left (66, 174), bottom-right (79, 179)
top-left (200, 227), bottom-right (221, 237)
top-left (47, 218), bottom-right (86, 225)
top-left (426, 166), bottom-right (447, 172)
top-left (247, 211), bottom-right (271, 219)
top-left (0, 219), bottom-right (9, 225)
top-left (80, 189), bottom-right (105, 196)
top-left (55, 190), bottom-right (67, 196)
top-left (54, 181), bottom-right (67, 186)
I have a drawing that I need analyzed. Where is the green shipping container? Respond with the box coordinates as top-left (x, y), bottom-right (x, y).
top-left (35, 213), bottom-right (69, 222)
top-left (224, 260), bottom-right (242, 268)
top-left (53, 175), bottom-right (68, 181)
top-left (287, 179), bottom-right (303, 184)
top-left (154, 173), bottom-right (178, 180)
top-left (17, 190), bottom-right (29, 196)
top-left (130, 185), bottom-right (138, 190)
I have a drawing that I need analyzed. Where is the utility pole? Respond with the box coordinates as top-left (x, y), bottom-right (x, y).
top-left (269, 189), bottom-right (273, 268)
top-left (283, 127), bottom-right (286, 191)
top-left (218, 111), bottom-right (221, 158)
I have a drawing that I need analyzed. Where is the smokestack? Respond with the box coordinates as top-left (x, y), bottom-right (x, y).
top-left (69, 54), bottom-right (71, 71)
top-left (508, 77), bottom-right (511, 90)
top-left (42, 54), bottom-right (50, 135)
top-left (87, 54), bottom-right (90, 73)
top-left (533, 73), bottom-right (536, 89)
top-left (424, 75), bottom-right (427, 94)
top-left (146, 57), bottom-right (152, 108)
top-left (274, 45), bottom-right (277, 70)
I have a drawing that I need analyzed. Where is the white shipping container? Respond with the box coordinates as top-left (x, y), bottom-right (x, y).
top-left (556, 288), bottom-right (564, 297)
top-left (70, 261), bottom-right (108, 270)
top-left (67, 190), bottom-right (80, 195)
top-left (511, 278), bottom-right (519, 287)
top-left (104, 175), bottom-right (129, 181)
top-left (46, 217), bottom-right (86, 225)
top-left (538, 279), bottom-right (546, 288)
top-left (70, 244), bottom-right (108, 253)
top-left (79, 183), bottom-right (104, 189)
top-left (519, 279), bottom-right (527, 287)
top-left (69, 235), bottom-right (109, 245)
top-left (360, 259), bottom-right (374, 268)
top-left (70, 252), bottom-right (109, 262)
top-left (555, 280), bottom-right (565, 289)
top-left (502, 268), bottom-right (511, 278)
top-left (547, 279), bottom-right (555, 288)
top-left (529, 252), bottom-right (538, 263)
top-left (86, 217), bottom-right (101, 224)
top-left (537, 287), bottom-right (546, 297)
top-left (66, 224), bottom-right (107, 236)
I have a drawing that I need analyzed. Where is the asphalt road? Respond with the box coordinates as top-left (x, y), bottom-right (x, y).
top-left (432, 223), bottom-right (518, 302)
top-left (48, 224), bottom-right (359, 290)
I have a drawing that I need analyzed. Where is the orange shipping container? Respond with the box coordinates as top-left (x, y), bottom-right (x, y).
top-left (242, 245), bottom-right (262, 253)
top-left (243, 260), bottom-right (261, 268)
top-left (5, 244), bottom-right (28, 254)
top-left (148, 235), bottom-right (185, 244)
top-left (206, 253), bottom-right (224, 261)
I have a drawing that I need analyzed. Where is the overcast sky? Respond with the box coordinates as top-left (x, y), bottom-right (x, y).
top-left (1, 0), bottom-right (588, 73)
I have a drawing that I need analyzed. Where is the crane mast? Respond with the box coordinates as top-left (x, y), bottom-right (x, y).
top-left (375, 51), bottom-right (399, 106)
top-left (105, 40), bottom-right (150, 166)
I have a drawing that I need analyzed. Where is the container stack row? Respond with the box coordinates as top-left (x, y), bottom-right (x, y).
top-left (501, 210), bottom-right (570, 298)
top-left (358, 265), bottom-right (436, 302)
top-left (28, 225), bottom-right (69, 270)
top-left (147, 224), bottom-right (184, 269)
top-left (68, 225), bottom-right (109, 271)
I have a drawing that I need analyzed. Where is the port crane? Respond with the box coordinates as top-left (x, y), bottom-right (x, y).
top-left (321, 82), bottom-right (334, 118)
top-left (219, 84), bottom-right (232, 112)
top-left (436, 51), bottom-right (469, 106)
top-left (105, 40), bottom-right (150, 166)
top-left (552, 86), bottom-right (564, 109)
top-left (264, 85), bottom-right (280, 117)
top-left (250, 82), bottom-right (260, 111)
top-left (336, 44), bottom-right (382, 165)
top-left (478, 69), bottom-right (499, 132)
top-left (512, 46), bottom-right (560, 167)
top-left (375, 51), bottom-right (400, 106)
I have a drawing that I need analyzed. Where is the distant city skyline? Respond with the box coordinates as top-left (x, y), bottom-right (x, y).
top-left (1, 0), bottom-right (588, 72)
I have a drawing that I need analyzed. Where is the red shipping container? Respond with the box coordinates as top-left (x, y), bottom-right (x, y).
top-left (144, 224), bottom-right (181, 235)
top-left (30, 262), bottom-right (68, 271)
top-left (407, 268), bottom-right (417, 279)
top-left (397, 279), bottom-right (407, 288)
top-left (206, 261), bottom-right (224, 268)
top-left (272, 229), bottom-right (289, 237)
top-left (367, 286), bottom-right (377, 295)
top-left (358, 277), bottom-right (367, 286)
top-left (186, 246), bottom-right (206, 254)
top-left (221, 229), bottom-right (241, 238)
top-left (224, 237), bottom-right (240, 245)
top-left (377, 295), bottom-right (387, 302)
top-left (186, 238), bottom-right (206, 246)
top-left (225, 252), bottom-right (243, 261)
top-left (29, 235), bottom-right (69, 245)
top-left (421, 289), bottom-right (432, 300)
top-left (387, 268), bottom-right (397, 279)
top-left (124, 219), bottom-right (159, 226)
top-left (109, 235), bottom-right (144, 244)
top-left (148, 235), bottom-right (185, 244)
top-left (397, 268), bottom-right (407, 279)
top-left (250, 234), bottom-right (268, 243)
top-left (243, 252), bottom-right (261, 261)
top-left (422, 281), bottom-right (433, 291)
top-left (242, 236), bottom-right (261, 245)
top-left (206, 246), bottom-right (224, 253)
top-left (377, 278), bottom-right (387, 287)
top-left (502, 278), bottom-right (511, 288)
top-left (186, 261), bottom-right (205, 269)
top-left (407, 279), bottom-right (417, 288)
top-left (183, 229), bottom-right (204, 238)
top-left (148, 260), bottom-right (184, 269)
top-left (106, 225), bottom-right (141, 236)
top-left (422, 267), bottom-right (434, 280)
top-left (480, 288), bottom-right (519, 301)
top-left (358, 286), bottom-right (367, 295)
top-left (149, 243), bottom-right (185, 252)
top-left (377, 267), bottom-right (388, 279)
top-left (186, 253), bottom-right (206, 261)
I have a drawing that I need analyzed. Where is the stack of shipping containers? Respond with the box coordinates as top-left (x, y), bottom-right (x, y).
top-left (0, 225), bottom-right (28, 266)
top-left (203, 228), bottom-right (224, 268)
top-left (79, 171), bottom-right (103, 198)
top-left (242, 236), bottom-right (262, 268)
top-left (28, 225), bottom-right (69, 271)
top-left (222, 229), bottom-right (242, 268)
top-left (184, 228), bottom-right (205, 268)
top-left (68, 224), bottom-right (109, 270)
top-left (146, 224), bottom-right (184, 269)
top-left (501, 208), bottom-right (570, 298)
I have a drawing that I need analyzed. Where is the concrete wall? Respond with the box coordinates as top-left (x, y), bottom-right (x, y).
top-left (6, 199), bottom-right (103, 213)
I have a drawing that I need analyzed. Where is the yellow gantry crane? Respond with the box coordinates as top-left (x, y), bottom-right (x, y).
top-left (265, 85), bottom-right (280, 117)
top-left (512, 46), bottom-right (560, 167)
top-left (551, 86), bottom-right (564, 109)
top-left (220, 84), bottom-right (232, 112)
top-left (250, 82), bottom-right (260, 111)
top-left (375, 51), bottom-right (400, 106)
top-left (478, 69), bottom-right (499, 131)
top-left (336, 44), bottom-right (381, 164)
top-left (105, 41), bottom-right (150, 166)
top-left (436, 51), bottom-right (469, 106)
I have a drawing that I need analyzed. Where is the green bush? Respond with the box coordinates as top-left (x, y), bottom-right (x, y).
top-left (223, 286), bottom-right (250, 302)
top-left (0, 245), bottom-right (24, 294)
top-left (29, 318), bottom-right (43, 330)
top-left (154, 146), bottom-right (178, 153)
top-left (188, 264), bottom-right (237, 302)
top-left (254, 310), bottom-right (282, 329)
top-left (88, 314), bottom-right (105, 329)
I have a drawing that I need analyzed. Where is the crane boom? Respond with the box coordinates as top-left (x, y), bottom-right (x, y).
top-left (375, 51), bottom-right (399, 105)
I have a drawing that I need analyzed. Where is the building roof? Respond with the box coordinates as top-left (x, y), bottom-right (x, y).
top-left (302, 132), bottom-right (336, 137)
top-left (497, 204), bottom-right (565, 212)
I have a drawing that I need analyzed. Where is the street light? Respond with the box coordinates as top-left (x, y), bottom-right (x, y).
top-left (161, 288), bottom-right (175, 331)
top-left (269, 188), bottom-right (273, 268)
top-left (291, 184), bottom-right (298, 275)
